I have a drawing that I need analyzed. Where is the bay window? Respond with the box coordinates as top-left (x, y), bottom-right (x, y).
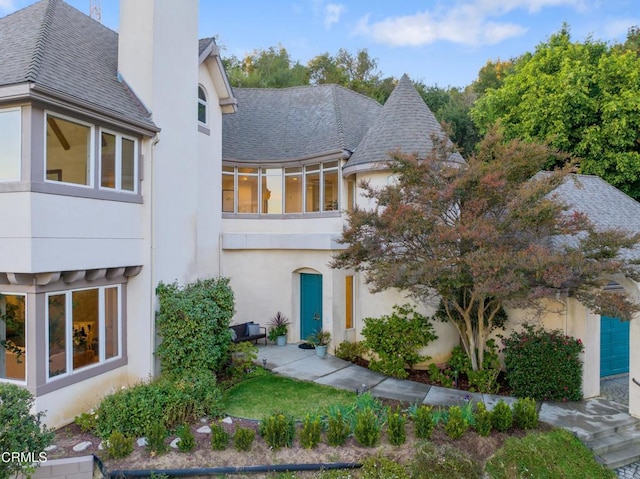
top-left (0, 108), bottom-right (21, 181)
top-left (45, 113), bottom-right (93, 186)
top-left (100, 130), bottom-right (138, 192)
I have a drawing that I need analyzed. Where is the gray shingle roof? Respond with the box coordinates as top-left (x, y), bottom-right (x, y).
top-left (222, 84), bottom-right (381, 162)
top-left (552, 174), bottom-right (640, 260)
top-left (344, 74), bottom-right (463, 172)
top-left (0, 0), bottom-right (156, 130)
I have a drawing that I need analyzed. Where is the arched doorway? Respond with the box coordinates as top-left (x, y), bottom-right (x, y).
top-left (300, 272), bottom-right (322, 341)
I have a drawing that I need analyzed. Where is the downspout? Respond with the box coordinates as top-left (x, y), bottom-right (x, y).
top-left (150, 134), bottom-right (160, 377)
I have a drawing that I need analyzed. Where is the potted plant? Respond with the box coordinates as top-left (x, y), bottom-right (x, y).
top-left (268, 311), bottom-right (290, 346)
top-left (308, 329), bottom-right (331, 358)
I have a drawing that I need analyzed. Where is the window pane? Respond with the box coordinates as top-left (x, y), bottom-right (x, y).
top-left (323, 160), bottom-right (339, 169)
top-left (121, 138), bottom-right (135, 191)
top-left (222, 173), bottom-right (235, 213)
top-left (238, 174), bottom-right (258, 213)
top-left (100, 132), bottom-right (116, 188)
top-left (324, 169), bottom-right (339, 211)
top-left (0, 109), bottom-right (21, 181)
top-left (345, 276), bottom-right (354, 329)
top-left (46, 116), bottom-right (91, 185)
top-left (347, 178), bottom-right (355, 212)
top-left (198, 102), bottom-right (206, 124)
top-left (262, 168), bottom-right (283, 214)
top-left (48, 294), bottom-right (66, 378)
top-left (305, 169), bottom-right (320, 212)
top-left (72, 289), bottom-right (99, 370)
top-left (105, 287), bottom-right (119, 360)
top-left (0, 294), bottom-right (26, 381)
top-left (285, 173), bottom-right (302, 213)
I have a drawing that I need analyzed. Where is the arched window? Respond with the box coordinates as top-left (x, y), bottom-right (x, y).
top-left (197, 85), bottom-right (207, 125)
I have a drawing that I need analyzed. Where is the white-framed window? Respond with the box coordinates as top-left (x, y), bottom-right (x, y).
top-left (45, 112), bottom-right (94, 187)
top-left (0, 107), bottom-right (22, 181)
top-left (46, 285), bottom-right (121, 380)
top-left (223, 161), bottom-right (341, 215)
top-left (0, 293), bottom-right (26, 382)
top-left (198, 85), bottom-right (208, 125)
top-left (100, 129), bottom-right (138, 192)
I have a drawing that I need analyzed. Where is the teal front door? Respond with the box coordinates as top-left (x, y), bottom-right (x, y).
top-left (600, 316), bottom-right (629, 377)
top-left (300, 273), bottom-right (322, 341)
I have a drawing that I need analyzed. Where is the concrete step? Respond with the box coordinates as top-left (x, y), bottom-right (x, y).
top-left (596, 443), bottom-right (640, 471)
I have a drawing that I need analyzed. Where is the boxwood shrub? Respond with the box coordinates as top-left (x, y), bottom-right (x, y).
top-left (503, 324), bottom-right (584, 401)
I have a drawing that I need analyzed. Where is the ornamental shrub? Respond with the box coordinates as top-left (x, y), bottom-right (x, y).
top-left (326, 409), bottom-right (351, 446)
top-left (105, 431), bottom-right (134, 458)
top-left (334, 340), bottom-right (367, 363)
top-left (145, 421), bottom-right (168, 455)
top-left (491, 400), bottom-right (513, 432)
top-left (300, 413), bottom-right (323, 449)
top-left (0, 384), bottom-right (54, 479)
top-left (386, 408), bottom-right (407, 446)
top-left (411, 405), bottom-right (435, 440)
top-left (503, 324), bottom-right (584, 401)
top-left (513, 397), bottom-right (539, 430)
top-left (176, 424), bottom-right (195, 452)
top-left (354, 407), bottom-right (382, 447)
top-left (473, 402), bottom-right (492, 437)
top-left (156, 278), bottom-right (234, 376)
top-left (210, 422), bottom-right (229, 450)
top-left (233, 427), bottom-right (255, 451)
top-left (94, 372), bottom-right (223, 439)
top-left (444, 405), bottom-right (468, 440)
top-left (362, 304), bottom-right (438, 378)
top-left (259, 412), bottom-right (295, 449)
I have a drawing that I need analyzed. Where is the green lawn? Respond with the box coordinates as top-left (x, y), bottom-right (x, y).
top-left (223, 373), bottom-right (356, 420)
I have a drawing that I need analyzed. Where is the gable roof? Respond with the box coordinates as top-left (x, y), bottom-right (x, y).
top-left (344, 74), bottom-right (463, 174)
top-left (223, 84), bottom-right (381, 163)
top-left (0, 0), bottom-right (157, 132)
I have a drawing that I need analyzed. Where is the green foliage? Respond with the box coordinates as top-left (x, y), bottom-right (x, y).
top-left (210, 422), bottom-right (229, 450)
top-left (471, 26), bottom-right (640, 200)
top-left (503, 324), bottom-right (584, 401)
top-left (259, 412), bottom-right (296, 449)
top-left (513, 397), bottom-right (539, 430)
top-left (300, 413), bottom-right (323, 449)
top-left (491, 400), bottom-right (514, 432)
top-left (485, 429), bottom-right (615, 479)
top-left (386, 408), bottom-right (407, 446)
top-left (334, 340), bottom-right (367, 363)
top-left (156, 278), bottom-right (234, 376)
top-left (94, 372), bottom-right (223, 439)
top-left (75, 411), bottom-right (97, 433)
top-left (176, 424), bottom-right (195, 453)
top-left (233, 427), bottom-right (255, 452)
top-left (447, 345), bottom-right (471, 373)
top-left (267, 311), bottom-right (290, 341)
top-left (411, 443), bottom-right (483, 479)
top-left (105, 431), bottom-right (134, 459)
top-left (473, 402), bottom-right (493, 437)
top-left (0, 384), bottom-right (54, 479)
top-left (326, 409), bottom-right (351, 446)
top-left (361, 304), bottom-right (437, 378)
top-left (359, 455), bottom-right (410, 479)
top-left (444, 405), bottom-right (468, 440)
top-left (227, 341), bottom-right (258, 382)
top-left (225, 46), bottom-right (309, 88)
top-left (145, 422), bottom-right (168, 455)
top-left (353, 407), bottom-right (382, 447)
top-left (411, 405), bottom-right (435, 440)
top-left (427, 363), bottom-right (455, 388)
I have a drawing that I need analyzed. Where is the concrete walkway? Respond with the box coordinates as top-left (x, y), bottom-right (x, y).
top-left (256, 344), bottom-right (640, 475)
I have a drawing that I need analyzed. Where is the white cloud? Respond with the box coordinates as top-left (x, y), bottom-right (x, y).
top-left (0, 0), bottom-right (16, 13)
top-left (602, 18), bottom-right (640, 39)
top-left (354, 0), bottom-right (589, 47)
top-left (324, 3), bottom-right (346, 29)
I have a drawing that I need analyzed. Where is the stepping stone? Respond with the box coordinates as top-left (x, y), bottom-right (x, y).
top-left (98, 442), bottom-right (104, 450)
top-left (72, 441), bottom-right (92, 452)
top-left (196, 426), bottom-right (211, 434)
top-left (222, 417), bottom-right (233, 424)
top-left (137, 437), bottom-right (148, 447)
top-left (44, 445), bottom-right (57, 452)
top-left (169, 438), bottom-right (181, 449)
top-left (200, 417), bottom-right (209, 423)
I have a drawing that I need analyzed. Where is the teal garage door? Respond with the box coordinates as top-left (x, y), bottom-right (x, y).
top-left (600, 316), bottom-right (629, 377)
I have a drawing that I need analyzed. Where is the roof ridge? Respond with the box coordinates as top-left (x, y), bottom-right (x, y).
top-left (26, 0), bottom-right (57, 82)
top-left (330, 85), bottom-right (346, 149)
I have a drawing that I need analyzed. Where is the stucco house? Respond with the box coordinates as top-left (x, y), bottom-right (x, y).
top-left (1, 0), bottom-right (639, 428)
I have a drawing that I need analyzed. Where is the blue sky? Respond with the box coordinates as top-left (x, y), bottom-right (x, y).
top-left (2, 0), bottom-right (638, 88)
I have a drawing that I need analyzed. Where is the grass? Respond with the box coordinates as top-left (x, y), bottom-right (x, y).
top-left (485, 428), bottom-right (616, 479)
top-left (223, 373), bottom-right (356, 420)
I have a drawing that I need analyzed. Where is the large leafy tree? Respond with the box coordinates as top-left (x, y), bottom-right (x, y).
top-left (332, 130), bottom-right (640, 371)
top-left (224, 46), bottom-right (309, 88)
top-left (471, 26), bottom-right (640, 199)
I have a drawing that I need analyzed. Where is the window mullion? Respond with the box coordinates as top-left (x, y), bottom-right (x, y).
top-left (115, 136), bottom-right (122, 190)
top-left (65, 293), bottom-right (73, 375)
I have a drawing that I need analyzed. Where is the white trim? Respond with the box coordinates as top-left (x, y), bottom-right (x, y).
top-left (98, 127), bottom-right (139, 193)
top-left (198, 84), bottom-right (208, 127)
